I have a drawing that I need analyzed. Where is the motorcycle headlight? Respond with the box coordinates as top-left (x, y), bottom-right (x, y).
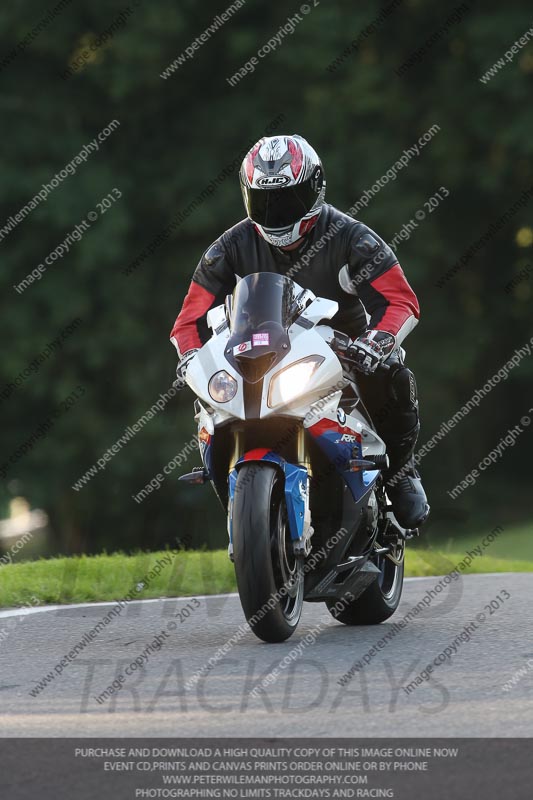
top-left (208, 370), bottom-right (238, 403)
top-left (268, 356), bottom-right (324, 407)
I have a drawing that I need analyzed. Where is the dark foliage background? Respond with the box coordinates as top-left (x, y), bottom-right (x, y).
top-left (1, 0), bottom-right (532, 553)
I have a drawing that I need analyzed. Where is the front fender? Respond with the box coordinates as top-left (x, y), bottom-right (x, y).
top-left (228, 449), bottom-right (309, 547)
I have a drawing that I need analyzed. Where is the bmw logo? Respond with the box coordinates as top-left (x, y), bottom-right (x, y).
top-left (337, 408), bottom-right (346, 425)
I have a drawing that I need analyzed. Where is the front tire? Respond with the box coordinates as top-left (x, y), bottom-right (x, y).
top-left (232, 463), bottom-right (304, 642)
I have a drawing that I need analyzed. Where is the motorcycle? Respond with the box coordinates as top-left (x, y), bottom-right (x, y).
top-left (180, 272), bottom-right (414, 642)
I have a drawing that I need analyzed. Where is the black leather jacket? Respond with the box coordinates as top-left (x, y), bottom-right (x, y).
top-left (171, 204), bottom-right (419, 356)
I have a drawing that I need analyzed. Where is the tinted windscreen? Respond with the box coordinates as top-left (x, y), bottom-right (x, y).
top-left (246, 179), bottom-right (317, 228)
top-left (226, 274), bottom-right (304, 390)
top-left (229, 273), bottom-right (301, 336)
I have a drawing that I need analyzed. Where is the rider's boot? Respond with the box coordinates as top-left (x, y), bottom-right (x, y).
top-left (383, 423), bottom-right (430, 529)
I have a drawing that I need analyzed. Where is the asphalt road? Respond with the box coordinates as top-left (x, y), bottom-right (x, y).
top-left (0, 573), bottom-right (532, 737)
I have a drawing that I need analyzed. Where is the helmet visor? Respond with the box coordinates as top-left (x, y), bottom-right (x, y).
top-left (245, 177), bottom-right (317, 229)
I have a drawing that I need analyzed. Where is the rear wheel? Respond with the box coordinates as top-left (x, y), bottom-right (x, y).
top-left (232, 462), bottom-right (304, 642)
top-left (326, 539), bottom-right (404, 625)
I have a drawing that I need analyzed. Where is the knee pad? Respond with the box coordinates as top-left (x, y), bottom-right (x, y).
top-left (375, 365), bottom-right (419, 442)
top-left (389, 364), bottom-right (418, 411)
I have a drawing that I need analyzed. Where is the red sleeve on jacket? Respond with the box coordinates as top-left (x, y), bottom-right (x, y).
top-left (360, 263), bottom-right (420, 335)
top-left (170, 281), bottom-right (216, 355)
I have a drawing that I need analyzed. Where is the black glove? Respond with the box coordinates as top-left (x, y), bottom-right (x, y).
top-left (346, 330), bottom-right (396, 375)
top-left (175, 349), bottom-right (199, 386)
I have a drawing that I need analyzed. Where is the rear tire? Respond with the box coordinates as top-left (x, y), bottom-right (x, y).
top-left (232, 463), bottom-right (304, 642)
top-left (326, 542), bottom-right (404, 625)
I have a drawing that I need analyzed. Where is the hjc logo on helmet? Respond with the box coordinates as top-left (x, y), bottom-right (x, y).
top-left (257, 175), bottom-right (291, 187)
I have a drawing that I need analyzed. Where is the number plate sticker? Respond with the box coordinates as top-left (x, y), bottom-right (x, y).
top-left (252, 333), bottom-right (270, 346)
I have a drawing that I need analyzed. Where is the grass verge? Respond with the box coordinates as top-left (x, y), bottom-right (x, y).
top-left (1, 524), bottom-right (532, 609)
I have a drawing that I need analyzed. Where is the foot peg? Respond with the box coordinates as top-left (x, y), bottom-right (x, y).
top-left (382, 519), bottom-right (419, 541)
top-left (178, 467), bottom-right (209, 485)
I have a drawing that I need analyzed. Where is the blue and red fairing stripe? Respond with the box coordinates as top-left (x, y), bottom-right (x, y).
top-left (307, 418), bottom-right (376, 500)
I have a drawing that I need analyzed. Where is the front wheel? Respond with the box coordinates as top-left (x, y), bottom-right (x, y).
top-left (326, 541), bottom-right (404, 625)
top-left (232, 462), bottom-right (304, 642)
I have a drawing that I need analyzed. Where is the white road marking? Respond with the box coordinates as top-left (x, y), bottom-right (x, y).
top-left (0, 574), bottom-right (520, 619)
top-left (0, 592), bottom-right (239, 619)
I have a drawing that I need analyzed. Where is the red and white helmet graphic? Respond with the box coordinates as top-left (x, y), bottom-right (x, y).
top-left (239, 134), bottom-right (326, 247)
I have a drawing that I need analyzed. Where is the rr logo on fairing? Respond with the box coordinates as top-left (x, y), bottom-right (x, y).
top-left (340, 433), bottom-right (358, 443)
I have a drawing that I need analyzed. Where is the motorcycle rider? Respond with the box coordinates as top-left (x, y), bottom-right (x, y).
top-left (170, 134), bottom-right (429, 530)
